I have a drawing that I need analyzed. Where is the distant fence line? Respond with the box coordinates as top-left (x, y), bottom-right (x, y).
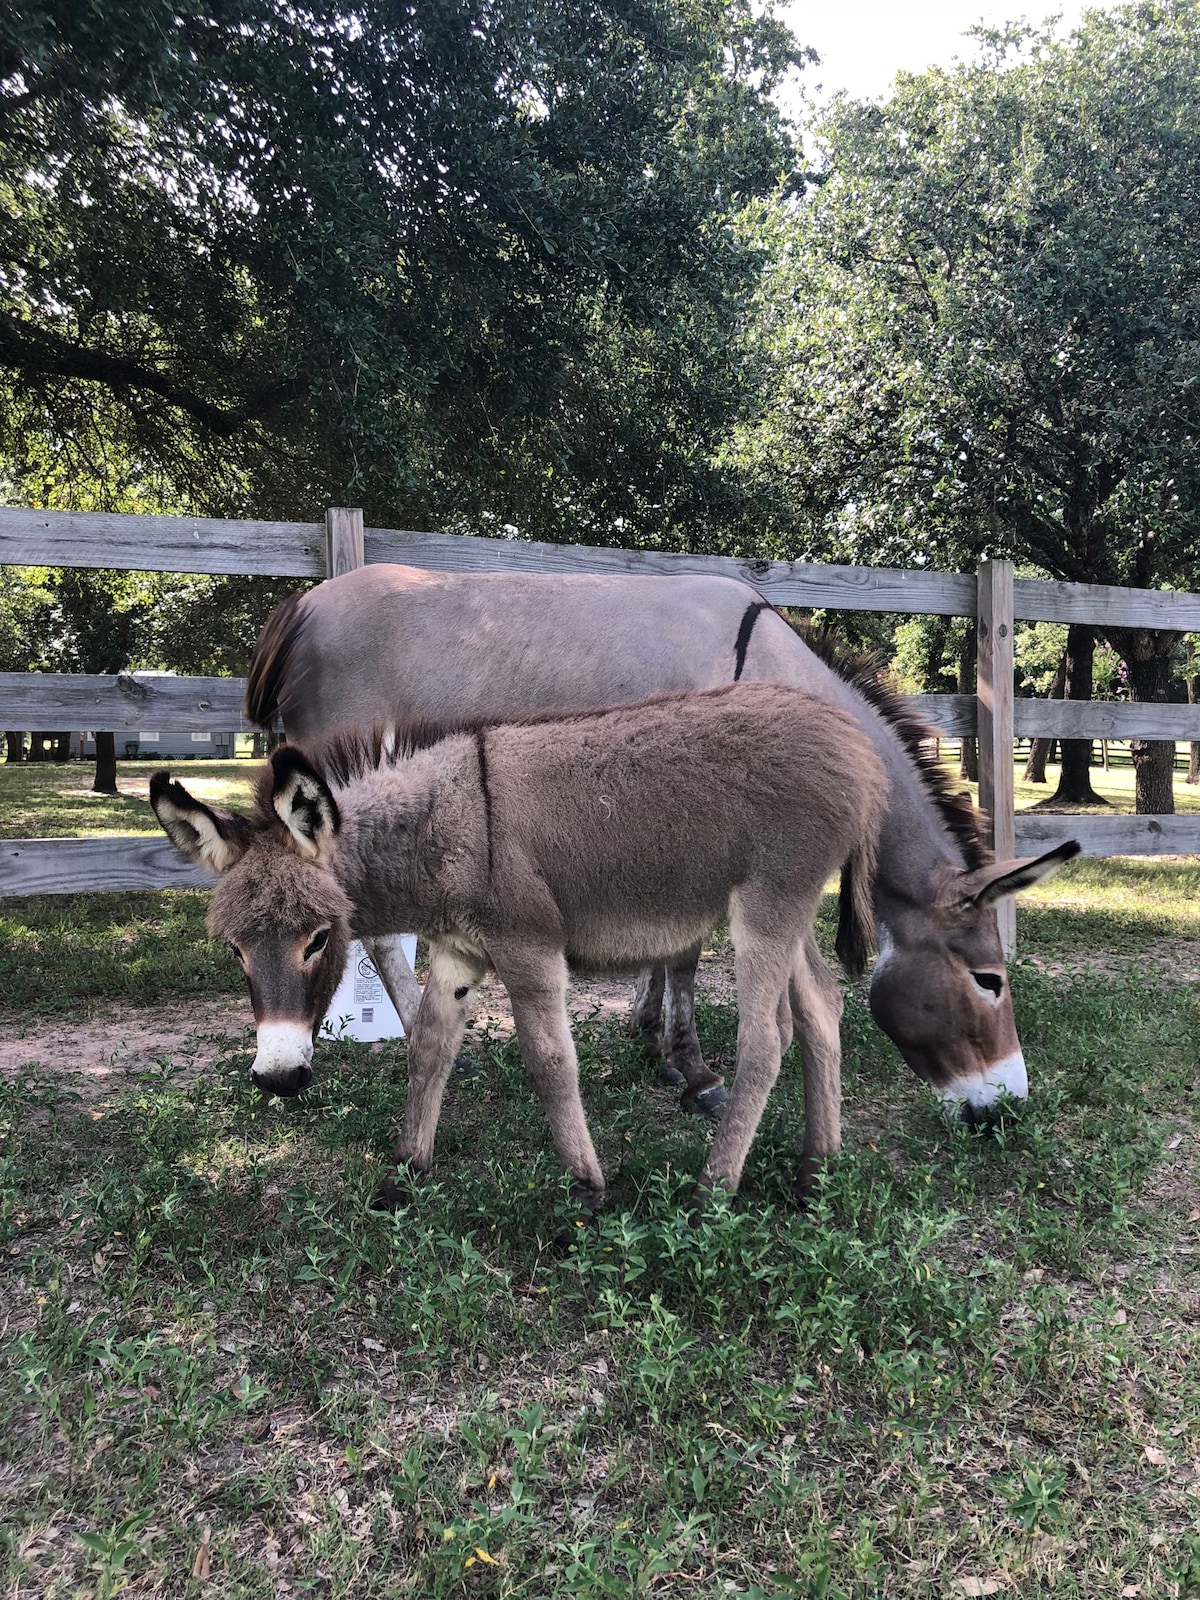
top-left (3, 506), bottom-right (1200, 952)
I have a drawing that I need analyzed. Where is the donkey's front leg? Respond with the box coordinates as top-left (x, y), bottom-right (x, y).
top-left (364, 933), bottom-right (423, 1036)
top-left (789, 934), bottom-right (845, 1199)
top-left (375, 942), bottom-right (486, 1206)
top-left (493, 943), bottom-right (606, 1208)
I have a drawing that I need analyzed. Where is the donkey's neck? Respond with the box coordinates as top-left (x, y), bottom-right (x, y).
top-left (873, 745), bottom-right (969, 917)
top-left (328, 745), bottom-right (483, 939)
top-left (749, 614), bottom-right (982, 924)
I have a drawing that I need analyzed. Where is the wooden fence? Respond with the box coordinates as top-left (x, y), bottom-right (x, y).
top-left (3, 505), bottom-right (1200, 951)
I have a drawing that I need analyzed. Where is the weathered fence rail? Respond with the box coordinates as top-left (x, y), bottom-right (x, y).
top-left (3, 506), bottom-right (1199, 952)
top-left (0, 672), bottom-right (251, 731)
top-left (10, 506), bottom-right (1200, 624)
top-left (0, 836), bottom-right (213, 894)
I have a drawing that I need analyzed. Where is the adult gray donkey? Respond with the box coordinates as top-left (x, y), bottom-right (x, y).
top-left (244, 563), bottom-right (1078, 1120)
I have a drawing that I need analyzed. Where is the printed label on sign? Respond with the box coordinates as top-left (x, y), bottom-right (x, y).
top-left (353, 954), bottom-right (385, 1006)
top-left (321, 936), bottom-right (416, 1043)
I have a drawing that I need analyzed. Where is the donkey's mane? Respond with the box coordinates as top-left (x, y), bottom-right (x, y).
top-left (308, 717), bottom-right (486, 789)
top-left (789, 620), bottom-right (991, 872)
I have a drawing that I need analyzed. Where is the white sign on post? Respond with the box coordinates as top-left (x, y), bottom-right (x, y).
top-left (320, 937), bottom-right (416, 1043)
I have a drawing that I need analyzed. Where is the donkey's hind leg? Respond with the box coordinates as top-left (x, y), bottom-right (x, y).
top-left (376, 941), bottom-right (487, 1207)
top-left (698, 920), bottom-right (794, 1195)
top-left (789, 933), bottom-right (845, 1200)
top-left (628, 964), bottom-right (670, 1070)
top-left (627, 956), bottom-right (729, 1119)
top-left (664, 952), bottom-right (728, 1119)
top-left (492, 943), bottom-right (606, 1208)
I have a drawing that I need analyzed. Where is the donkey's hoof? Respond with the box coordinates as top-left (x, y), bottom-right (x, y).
top-left (655, 1064), bottom-right (687, 1088)
top-left (569, 1179), bottom-right (607, 1214)
top-left (686, 1176), bottom-right (732, 1225)
top-left (370, 1163), bottom-right (427, 1211)
top-left (453, 1051), bottom-right (482, 1080)
top-left (792, 1162), bottom-right (822, 1209)
top-left (370, 1174), bottom-right (411, 1211)
top-left (682, 1083), bottom-right (729, 1119)
top-left (554, 1194), bottom-right (603, 1256)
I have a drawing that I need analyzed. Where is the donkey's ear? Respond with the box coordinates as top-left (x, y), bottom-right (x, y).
top-left (954, 840), bottom-right (1081, 911)
top-left (150, 771), bottom-right (251, 873)
top-left (269, 747), bottom-right (340, 861)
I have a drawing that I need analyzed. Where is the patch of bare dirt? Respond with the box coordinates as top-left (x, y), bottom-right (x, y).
top-left (0, 949), bottom-right (739, 1107)
top-left (0, 997), bottom-right (253, 1106)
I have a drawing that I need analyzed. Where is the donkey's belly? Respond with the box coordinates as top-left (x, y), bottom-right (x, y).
top-left (564, 911), bottom-right (720, 975)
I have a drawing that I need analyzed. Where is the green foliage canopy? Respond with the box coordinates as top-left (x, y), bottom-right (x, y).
top-left (736, 1), bottom-right (1200, 588)
top-left (1, 0), bottom-right (803, 542)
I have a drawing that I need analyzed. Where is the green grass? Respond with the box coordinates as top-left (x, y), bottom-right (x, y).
top-left (0, 889), bottom-right (242, 1016)
top-left (0, 758), bottom-right (257, 838)
top-left (0, 760), bottom-right (257, 1017)
top-left (2, 962), bottom-right (1197, 1598)
top-left (2, 766), bottom-right (1200, 1596)
top-left (1013, 753), bottom-right (1200, 815)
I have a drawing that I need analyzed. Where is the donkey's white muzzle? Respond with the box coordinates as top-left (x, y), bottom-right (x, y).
top-left (251, 1021), bottom-right (315, 1096)
top-left (940, 1051), bottom-right (1029, 1119)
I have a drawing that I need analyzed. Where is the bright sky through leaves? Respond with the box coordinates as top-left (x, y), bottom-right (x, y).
top-left (779, 0), bottom-right (1131, 106)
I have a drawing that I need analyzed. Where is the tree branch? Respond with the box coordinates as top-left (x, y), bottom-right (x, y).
top-left (0, 312), bottom-right (306, 437)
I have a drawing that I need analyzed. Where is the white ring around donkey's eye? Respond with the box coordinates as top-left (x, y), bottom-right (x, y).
top-left (304, 928), bottom-right (330, 961)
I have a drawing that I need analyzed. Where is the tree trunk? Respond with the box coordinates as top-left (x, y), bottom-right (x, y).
top-left (1022, 649), bottom-right (1067, 783)
top-left (1043, 625), bottom-right (1108, 806)
top-left (92, 731), bottom-right (118, 795)
top-left (1023, 737), bottom-right (1055, 784)
top-left (958, 621), bottom-right (979, 781)
top-left (1186, 643), bottom-right (1200, 784)
top-left (1110, 629), bottom-right (1182, 814)
top-left (4, 732), bottom-right (24, 762)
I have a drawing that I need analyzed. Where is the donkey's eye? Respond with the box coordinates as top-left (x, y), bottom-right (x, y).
top-left (303, 928), bottom-right (331, 961)
top-left (227, 942), bottom-right (245, 965)
top-left (971, 971), bottom-right (1004, 998)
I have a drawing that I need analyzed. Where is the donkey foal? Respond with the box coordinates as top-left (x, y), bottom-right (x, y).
top-left (151, 683), bottom-right (886, 1205)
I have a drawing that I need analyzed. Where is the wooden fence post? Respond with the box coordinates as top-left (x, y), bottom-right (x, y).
top-left (977, 558), bottom-right (1017, 956)
top-left (324, 507), bottom-right (365, 579)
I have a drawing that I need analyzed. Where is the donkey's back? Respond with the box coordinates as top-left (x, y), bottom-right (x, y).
top-left (476, 683), bottom-right (882, 973)
top-left (247, 564), bottom-right (792, 739)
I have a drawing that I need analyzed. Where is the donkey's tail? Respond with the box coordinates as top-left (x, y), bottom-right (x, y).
top-left (244, 590), bottom-right (306, 730)
top-left (834, 828), bottom-right (878, 979)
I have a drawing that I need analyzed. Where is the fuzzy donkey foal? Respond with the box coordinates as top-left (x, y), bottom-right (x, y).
top-left (151, 683), bottom-right (887, 1204)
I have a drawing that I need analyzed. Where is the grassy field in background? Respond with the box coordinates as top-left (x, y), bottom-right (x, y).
top-left (1, 760), bottom-right (1199, 1596)
top-left (1012, 754), bottom-right (1200, 815)
top-left (0, 759), bottom-right (257, 839)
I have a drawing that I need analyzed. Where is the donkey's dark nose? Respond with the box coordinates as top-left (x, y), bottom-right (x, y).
top-left (251, 1064), bottom-right (314, 1097)
top-left (250, 1021), bottom-right (315, 1096)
